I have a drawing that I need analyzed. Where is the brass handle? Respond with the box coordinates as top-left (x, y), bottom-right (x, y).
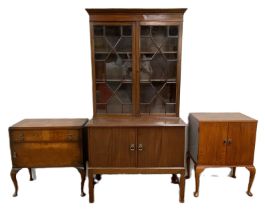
top-left (129, 144), bottom-right (135, 151)
top-left (138, 144), bottom-right (143, 151)
top-left (13, 152), bottom-right (17, 159)
top-left (223, 140), bottom-right (227, 144)
top-left (227, 139), bottom-right (232, 145)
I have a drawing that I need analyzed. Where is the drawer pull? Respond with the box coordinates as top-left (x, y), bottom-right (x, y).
top-left (223, 140), bottom-right (227, 144)
top-left (129, 144), bottom-right (135, 151)
top-left (13, 152), bottom-right (17, 159)
top-left (227, 139), bottom-right (232, 145)
top-left (138, 144), bottom-right (143, 151)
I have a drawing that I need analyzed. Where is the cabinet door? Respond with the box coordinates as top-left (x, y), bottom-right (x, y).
top-left (198, 122), bottom-right (228, 165)
top-left (226, 122), bottom-right (257, 165)
top-left (137, 127), bottom-right (185, 167)
top-left (139, 24), bottom-right (179, 114)
top-left (92, 24), bottom-right (134, 114)
top-left (89, 128), bottom-right (136, 167)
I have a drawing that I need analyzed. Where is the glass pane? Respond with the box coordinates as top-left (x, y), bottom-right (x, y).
top-left (123, 104), bottom-right (132, 113)
top-left (94, 26), bottom-right (104, 36)
top-left (94, 37), bottom-right (112, 52)
top-left (150, 53), bottom-right (167, 79)
top-left (167, 61), bottom-right (177, 80)
top-left (140, 25), bottom-right (178, 114)
top-left (161, 38), bottom-right (178, 52)
top-left (160, 83), bottom-right (176, 103)
top-left (141, 37), bottom-right (157, 52)
top-left (117, 83), bottom-right (132, 104)
top-left (95, 61), bottom-right (105, 80)
top-left (150, 97), bottom-right (165, 113)
top-left (169, 26), bottom-right (178, 37)
top-left (96, 104), bottom-right (107, 113)
top-left (94, 25), bottom-right (133, 114)
top-left (107, 96), bottom-right (122, 113)
top-left (151, 26), bottom-right (167, 46)
top-left (140, 83), bottom-right (156, 103)
top-left (96, 83), bottom-right (113, 103)
top-left (122, 26), bottom-right (132, 36)
top-left (141, 26), bottom-right (150, 36)
top-left (166, 104), bottom-right (176, 113)
top-left (116, 37), bottom-right (132, 52)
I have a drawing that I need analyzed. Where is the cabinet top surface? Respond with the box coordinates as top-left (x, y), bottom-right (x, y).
top-left (190, 113), bottom-right (257, 122)
top-left (87, 116), bottom-right (186, 127)
top-left (86, 8), bottom-right (187, 14)
top-left (10, 119), bottom-right (88, 129)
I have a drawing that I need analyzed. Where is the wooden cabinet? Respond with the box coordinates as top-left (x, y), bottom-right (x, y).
top-left (9, 119), bottom-right (88, 197)
top-left (86, 8), bottom-right (187, 203)
top-left (87, 117), bottom-right (187, 203)
top-left (187, 113), bottom-right (257, 197)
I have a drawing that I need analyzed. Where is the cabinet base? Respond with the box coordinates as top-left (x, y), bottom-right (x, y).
top-left (186, 154), bottom-right (256, 198)
top-left (88, 167), bottom-right (185, 203)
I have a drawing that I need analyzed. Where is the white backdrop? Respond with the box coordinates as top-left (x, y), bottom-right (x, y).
top-left (0, 0), bottom-right (264, 209)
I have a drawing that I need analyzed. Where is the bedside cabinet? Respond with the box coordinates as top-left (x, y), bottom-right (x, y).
top-left (186, 113), bottom-right (257, 197)
top-left (9, 119), bottom-right (88, 197)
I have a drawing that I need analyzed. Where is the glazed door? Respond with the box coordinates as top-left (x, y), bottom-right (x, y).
top-left (198, 122), bottom-right (228, 165)
top-left (225, 122), bottom-right (257, 165)
top-left (139, 24), bottom-right (179, 115)
top-left (92, 23), bottom-right (135, 114)
top-left (89, 128), bottom-right (136, 167)
top-left (137, 127), bottom-right (185, 167)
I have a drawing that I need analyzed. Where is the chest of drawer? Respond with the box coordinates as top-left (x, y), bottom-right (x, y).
top-left (10, 129), bottom-right (80, 142)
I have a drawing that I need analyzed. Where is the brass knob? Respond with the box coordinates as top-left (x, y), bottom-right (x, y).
top-left (129, 144), bottom-right (135, 151)
top-left (138, 144), bottom-right (143, 151)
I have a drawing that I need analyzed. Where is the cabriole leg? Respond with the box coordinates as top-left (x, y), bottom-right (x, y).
top-left (179, 171), bottom-right (185, 203)
top-left (246, 166), bottom-right (256, 196)
top-left (10, 168), bottom-right (21, 197)
top-left (28, 168), bottom-right (36, 181)
top-left (77, 168), bottom-right (86, 197)
top-left (194, 166), bottom-right (205, 197)
top-left (229, 167), bottom-right (236, 178)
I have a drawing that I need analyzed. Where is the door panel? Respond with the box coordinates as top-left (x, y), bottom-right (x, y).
top-left (89, 127), bottom-right (136, 167)
top-left (198, 122), bottom-right (228, 165)
top-left (226, 122), bottom-right (257, 165)
top-left (137, 127), bottom-right (185, 167)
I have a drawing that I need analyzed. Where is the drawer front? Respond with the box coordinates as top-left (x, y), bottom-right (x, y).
top-left (11, 142), bottom-right (82, 167)
top-left (137, 127), bottom-right (185, 167)
top-left (10, 129), bottom-right (80, 142)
